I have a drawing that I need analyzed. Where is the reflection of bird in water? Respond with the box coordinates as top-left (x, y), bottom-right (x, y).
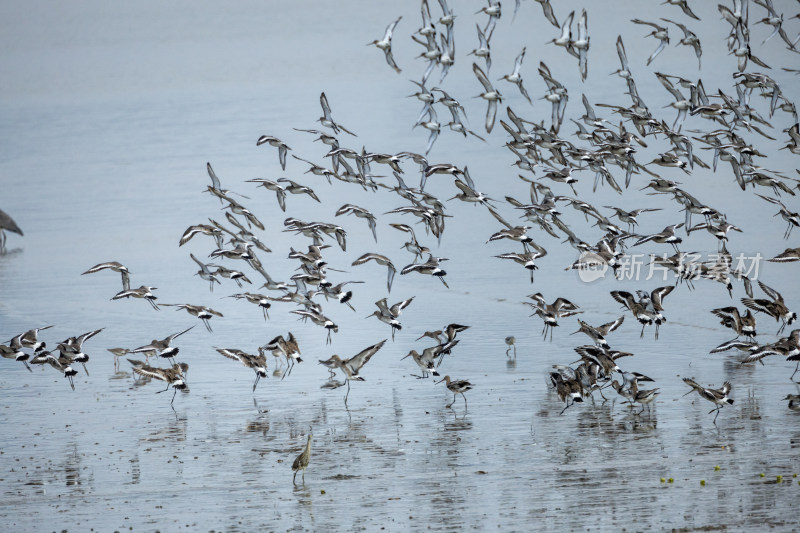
top-left (0, 208), bottom-right (23, 250)
top-left (505, 336), bottom-right (516, 358)
top-left (292, 431), bottom-right (312, 484)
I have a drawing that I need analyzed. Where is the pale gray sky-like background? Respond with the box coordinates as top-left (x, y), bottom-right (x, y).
top-left (1, 1), bottom-right (799, 530)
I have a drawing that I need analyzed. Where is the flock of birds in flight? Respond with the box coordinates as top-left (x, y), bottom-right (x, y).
top-left (2, 0), bottom-right (800, 481)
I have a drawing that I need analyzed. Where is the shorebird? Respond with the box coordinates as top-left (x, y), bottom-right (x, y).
top-left (205, 162), bottom-right (250, 203)
top-left (0, 334), bottom-right (33, 372)
top-left (768, 248), bottom-right (800, 263)
top-left (277, 176), bottom-right (321, 203)
top-left (130, 325), bottom-right (194, 366)
top-left (663, 0), bottom-right (700, 20)
top-left (538, 62), bottom-right (568, 133)
top-left (322, 280), bottom-right (363, 311)
top-left (662, 18), bottom-right (702, 69)
top-left (263, 333), bottom-right (302, 378)
top-left (682, 378), bottom-right (734, 424)
top-left (499, 47), bottom-right (532, 104)
top-left (401, 255), bottom-right (449, 288)
top-left (215, 347), bottom-right (268, 392)
top-left (610, 380), bottom-right (635, 405)
top-left (711, 306), bottom-right (757, 339)
top-left (610, 35), bottom-right (633, 81)
top-left (228, 292), bottom-right (272, 320)
top-left (784, 394), bottom-right (800, 411)
top-left (82, 261), bottom-right (131, 291)
top-left (402, 347), bottom-right (440, 378)
top-left (742, 281), bottom-right (797, 334)
top-left (604, 206), bottom-right (662, 232)
top-left (179, 223), bottom-right (224, 248)
top-left (571, 316), bottom-right (625, 347)
top-left (318, 353), bottom-right (341, 377)
top-left (19, 325), bottom-right (54, 355)
top-left (0, 208), bottom-right (23, 250)
top-left (328, 339), bottom-right (387, 404)
top-left (210, 263), bottom-right (252, 288)
top-left (352, 252), bottom-right (396, 293)
top-left (367, 297), bottom-right (414, 340)
top-left (527, 293), bottom-right (582, 341)
top-left (468, 23), bottom-right (492, 72)
top-left (505, 336), bottom-right (516, 358)
top-left (292, 309), bottom-right (338, 344)
top-left (740, 330), bottom-right (800, 377)
top-left (188, 253), bottom-right (221, 291)
top-left (486, 210), bottom-right (538, 251)
top-left (246, 178), bottom-right (287, 212)
top-left (572, 9), bottom-right (590, 81)
top-left (111, 285), bottom-right (159, 310)
top-left (131, 362), bottom-right (189, 408)
top-left (414, 102), bottom-right (441, 156)
top-left (31, 350), bottom-right (79, 390)
top-left (292, 431), bottom-right (312, 484)
top-left (493, 246), bottom-right (547, 283)
top-left (335, 204), bottom-right (378, 242)
top-left (633, 223), bottom-right (684, 252)
top-left (160, 303), bottom-right (223, 333)
top-left (630, 381), bottom-right (660, 417)
top-left (55, 328), bottom-right (103, 376)
top-left (210, 241), bottom-right (255, 262)
top-left (534, 0), bottom-right (560, 27)
top-left (436, 375), bottom-right (473, 409)
top-left (107, 347), bottom-right (130, 372)
top-left (550, 370), bottom-right (584, 414)
top-left (548, 10), bottom-right (575, 53)
top-left (631, 19), bottom-right (670, 66)
top-left (655, 72), bottom-right (694, 131)
top-left (368, 16), bottom-right (402, 73)
top-left (256, 135), bottom-right (291, 170)
top-left (472, 62), bottom-right (502, 133)
top-left (754, 0), bottom-right (796, 48)
top-left (318, 92), bottom-right (355, 136)
top-left (611, 286), bottom-right (674, 339)
top-left (755, 194), bottom-right (799, 239)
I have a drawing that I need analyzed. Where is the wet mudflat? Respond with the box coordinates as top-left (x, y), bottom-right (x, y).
top-left (2, 0), bottom-right (800, 531)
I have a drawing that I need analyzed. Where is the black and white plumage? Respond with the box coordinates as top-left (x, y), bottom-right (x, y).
top-left (472, 62), bottom-right (502, 133)
top-left (368, 16), bottom-right (402, 73)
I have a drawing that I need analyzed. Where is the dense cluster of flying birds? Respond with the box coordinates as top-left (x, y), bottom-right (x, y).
top-left (3, 0), bottom-right (800, 462)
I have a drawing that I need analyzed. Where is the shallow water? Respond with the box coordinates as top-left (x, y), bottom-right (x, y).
top-left (2, 1), bottom-right (800, 531)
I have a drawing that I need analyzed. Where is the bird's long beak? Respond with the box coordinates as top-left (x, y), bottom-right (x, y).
top-left (435, 377), bottom-right (444, 384)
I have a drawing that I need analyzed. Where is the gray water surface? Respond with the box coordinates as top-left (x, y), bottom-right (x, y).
top-left (2, 1), bottom-right (799, 531)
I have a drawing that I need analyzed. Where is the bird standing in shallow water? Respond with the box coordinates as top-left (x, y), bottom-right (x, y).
top-left (437, 375), bottom-right (473, 409)
top-left (292, 430), bottom-right (312, 485)
top-left (0, 208), bottom-right (23, 251)
top-left (505, 336), bottom-right (516, 358)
